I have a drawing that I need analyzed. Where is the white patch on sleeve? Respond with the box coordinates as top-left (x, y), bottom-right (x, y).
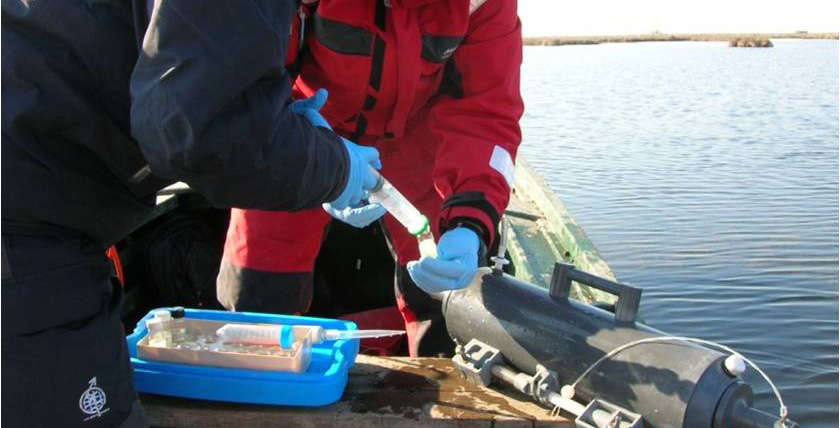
top-left (469, 0), bottom-right (489, 14)
top-left (489, 145), bottom-right (515, 189)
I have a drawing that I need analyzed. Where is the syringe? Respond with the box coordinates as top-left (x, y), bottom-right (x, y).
top-left (367, 166), bottom-right (437, 258)
top-left (216, 324), bottom-right (405, 350)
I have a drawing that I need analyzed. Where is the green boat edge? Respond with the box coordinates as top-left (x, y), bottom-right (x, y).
top-left (505, 159), bottom-right (618, 305)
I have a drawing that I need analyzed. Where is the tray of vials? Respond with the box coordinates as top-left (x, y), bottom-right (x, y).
top-left (126, 308), bottom-right (361, 406)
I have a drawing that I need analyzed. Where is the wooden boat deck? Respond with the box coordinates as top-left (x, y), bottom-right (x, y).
top-left (140, 355), bottom-right (572, 428)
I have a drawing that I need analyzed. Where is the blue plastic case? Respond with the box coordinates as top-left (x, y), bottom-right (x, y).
top-left (126, 308), bottom-right (359, 406)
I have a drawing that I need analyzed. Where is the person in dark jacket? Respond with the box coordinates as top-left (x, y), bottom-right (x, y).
top-left (1, 0), bottom-right (379, 427)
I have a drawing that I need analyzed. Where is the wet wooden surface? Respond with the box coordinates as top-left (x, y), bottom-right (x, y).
top-left (141, 355), bottom-right (572, 428)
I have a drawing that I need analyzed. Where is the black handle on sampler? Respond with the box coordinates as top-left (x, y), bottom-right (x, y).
top-left (549, 262), bottom-right (642, 323)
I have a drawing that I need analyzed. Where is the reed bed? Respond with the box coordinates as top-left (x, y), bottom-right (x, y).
top-left (523, 32), bottom-right (837, 46)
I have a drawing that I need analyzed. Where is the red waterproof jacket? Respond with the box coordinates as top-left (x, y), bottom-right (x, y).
top-left (289, 0), bottom-right (523, 245)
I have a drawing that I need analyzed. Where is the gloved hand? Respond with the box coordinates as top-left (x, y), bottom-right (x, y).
top-left (322, 201), bottom-right (387, 228)
top-left (290, 88), bottom-right (331, 129)
top-left (407, 227), bottom-right (480, 294)
top-left (330, 139), bottom-right (381, 209)
top-left (291, 89), bottom-right (382, 210)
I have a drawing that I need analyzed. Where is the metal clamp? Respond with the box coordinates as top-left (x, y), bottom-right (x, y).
top-left (452, 339), bottom-right (504, 387)
top-left (549, 262), bottom-right (642, 323)
top-left (528, 365), bottom-right (560, 406)
top-left (576, 398), bottom-right (643, 428)
top-left (491, 218), bottom-right (511, 276)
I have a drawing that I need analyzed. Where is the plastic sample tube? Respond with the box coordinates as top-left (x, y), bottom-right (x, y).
top-left (216, 324), bottom-right (405, 350)
top-left (367, 167), bottom-right (437, 258)
top-left (368, 166), bottom-right (429, 236)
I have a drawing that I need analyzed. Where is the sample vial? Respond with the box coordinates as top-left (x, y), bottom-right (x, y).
top-left (169, 307), bottom-right (190, 342)
top-left (145, 317), bottom-right (172, 348)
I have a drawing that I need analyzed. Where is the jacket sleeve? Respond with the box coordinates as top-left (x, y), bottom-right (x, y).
top-left (130, 0), bottom-right (348, 211)
top-left (428, 0), bottom-right (523, 246)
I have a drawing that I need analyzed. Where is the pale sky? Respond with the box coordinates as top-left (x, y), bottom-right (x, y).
top-left (517, 0), bottom-right (840, 37)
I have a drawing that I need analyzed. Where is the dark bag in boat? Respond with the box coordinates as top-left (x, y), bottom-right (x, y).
top-left (138, 212), bottom-right (224, 309)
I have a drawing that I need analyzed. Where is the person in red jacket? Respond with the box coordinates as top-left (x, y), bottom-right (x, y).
top-left (218, 0), bottom-right (523, 357)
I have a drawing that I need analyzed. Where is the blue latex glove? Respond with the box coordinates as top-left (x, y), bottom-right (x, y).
top-left (330, 139), bottom-right (381, 209)
top-left (407, 228), bottom-right (480, 294)
top-left (290, 89), bottom-right (381, 210)
top-left (290, 88), bottom-right (331, 129)
top-left (322, 201), bottom-right (387, 228)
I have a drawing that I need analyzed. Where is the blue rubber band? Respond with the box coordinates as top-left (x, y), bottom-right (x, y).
top-left (279, 325), bottom-right (294, 350)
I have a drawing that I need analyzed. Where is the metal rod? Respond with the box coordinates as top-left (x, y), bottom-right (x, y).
top-left (489, 364), bottom-right (586, 416)
top-left (545, 390), bottom-right (587, 416)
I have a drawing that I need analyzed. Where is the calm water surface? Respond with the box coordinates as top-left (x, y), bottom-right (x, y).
top-left (519, 40), bottom-right (838, 427)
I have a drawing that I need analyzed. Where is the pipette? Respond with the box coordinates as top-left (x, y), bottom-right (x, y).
top-left (367, 166), bottom-right (437, 258)
top-left (216, 323), bottom-right (405, 350)
top-left (323, 329), bottom-right (407, 341)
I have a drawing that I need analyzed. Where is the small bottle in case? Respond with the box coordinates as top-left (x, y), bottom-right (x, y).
top-left (145, 317), bottom-right (172, 348)
top-left (169, 306), bottom-right (191, 342)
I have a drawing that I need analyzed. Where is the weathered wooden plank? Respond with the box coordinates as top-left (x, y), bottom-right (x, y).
top-left (141, 356), bottom-right (572, 428)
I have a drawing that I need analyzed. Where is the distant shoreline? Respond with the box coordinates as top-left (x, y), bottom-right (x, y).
top-left (523, 32), bottom-right (839, 46)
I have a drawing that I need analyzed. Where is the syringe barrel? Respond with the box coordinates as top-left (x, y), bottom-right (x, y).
top-left (216, 324), bottom-right (303, 349)
top-left (217, 324), bottom-right (281, 345)
top-left (367, 167), bottom-right (428, 235)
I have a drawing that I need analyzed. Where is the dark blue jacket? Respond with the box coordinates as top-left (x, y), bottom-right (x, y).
top-left (2, 0), bottom-right (349, 245)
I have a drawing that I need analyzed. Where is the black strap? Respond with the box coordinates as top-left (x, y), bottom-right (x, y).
top-left (374, 0), bottom-right (387, 30)
top-left (349, 113), bottom-right (368, 142)
top-left (439, 191), bottom-right (500, 245)
top-left (368, 35), bottom-right (386, 91)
